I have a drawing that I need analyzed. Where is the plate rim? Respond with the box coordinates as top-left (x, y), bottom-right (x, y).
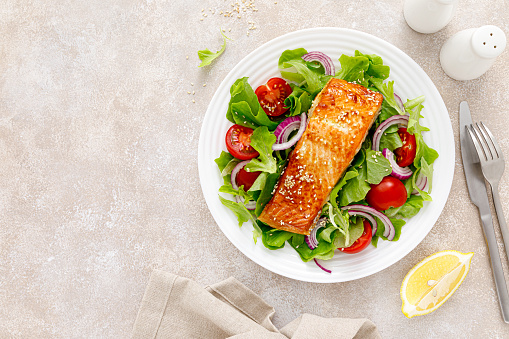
top-left (198, 27), bottom-right (454, 283)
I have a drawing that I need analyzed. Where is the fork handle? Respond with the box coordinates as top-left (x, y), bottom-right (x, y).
top-left (491, 182), bottom-right (509, 261)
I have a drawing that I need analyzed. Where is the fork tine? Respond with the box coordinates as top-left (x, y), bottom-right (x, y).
top-left (479, 122), bottom-right (504, 160)
top-left (475, 122), bottom-right (496, 160)
top-left (467, 124), bottom-right (488, 163)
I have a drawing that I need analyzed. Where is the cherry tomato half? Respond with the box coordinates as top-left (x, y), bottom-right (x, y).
top-left (236, 166), bottom-right (261, 191)
top-left (394, 127), bottom-right (417, 167)
top-left (339, 219), bottom-right (372, 254)
top-left (365, 176), bottom-right (407, 211)
top-left (255, 77), bottom-right (292, 117)
top-left (225, 124), bottom-right (259, 160)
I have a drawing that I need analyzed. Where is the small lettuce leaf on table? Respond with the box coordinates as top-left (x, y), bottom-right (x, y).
top-left (198, 31), bottom-right (231, 67)
top-left (227, 77), bottom-right (279, 130)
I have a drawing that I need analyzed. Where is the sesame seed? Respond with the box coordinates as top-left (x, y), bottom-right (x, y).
top-left (192, 100), bottom-right (195, 103)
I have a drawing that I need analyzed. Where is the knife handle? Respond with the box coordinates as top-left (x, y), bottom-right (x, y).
top-left (491, 182), bottom-right (509, 262)
top-left (479, 209), bottom-right (509, 323)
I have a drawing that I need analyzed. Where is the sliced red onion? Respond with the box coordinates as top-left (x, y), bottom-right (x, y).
top-left (342, 204), bottom-right (395, 241)
top-left (302, 51), bottom-right (335, 76)
top-left (372, 114), bottom-right (410, 152)
top-left (230, 160), bottom-right (251, 190)
top-left (305, 217), bottom-right (327, 250)
top-left (344, 210), bottom-right (378, 236)
top-left (412, 173), bottom-right (429, 195)
top-left (382, 148), bottom-right (413, 180)
top-left (394, 93), bottom-right (405, 113)
top-left (274, 116), bottom-right (301, 144)
top-left (230, 160), bottom-right (256, 210)
top-left (272, 113), bottom-right (307, 151)
top-left (313, 258), bottom-right (332, 273)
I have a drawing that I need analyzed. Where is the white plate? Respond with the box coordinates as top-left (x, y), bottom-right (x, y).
top-left (198, 28), bottom-right (454, 283)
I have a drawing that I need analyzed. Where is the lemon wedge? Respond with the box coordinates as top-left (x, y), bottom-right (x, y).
top-left (401, 250), bottom-right (474, 318)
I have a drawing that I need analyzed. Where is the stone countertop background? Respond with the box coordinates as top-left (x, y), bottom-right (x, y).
top-left (1, 0), bottom-right (508, 337)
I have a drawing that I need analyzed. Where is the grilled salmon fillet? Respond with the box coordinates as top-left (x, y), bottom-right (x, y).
top-left (257, 78), bottom-right (383, 235)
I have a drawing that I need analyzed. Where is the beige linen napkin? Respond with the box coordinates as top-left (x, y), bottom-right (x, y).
top-left (132, 270), bottom-right (381, 339)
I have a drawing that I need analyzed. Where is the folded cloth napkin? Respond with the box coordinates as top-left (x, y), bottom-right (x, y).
top-left (132, 270), bottom-right (381, 339)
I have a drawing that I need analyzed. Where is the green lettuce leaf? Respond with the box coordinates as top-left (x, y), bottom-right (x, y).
top-left (215, 151), bottom-right (234, 172)
top-left (335, 54), bottom-right (370, 83)
top-left (260, 223), bottom-right (294, 250)
top-left (338, 164), bottom-right (371, 206)
top-left (366, 149), bottom-right (392, 184)
top-left (284, 85), bottom-right (312, 117)
top-left (244, 126), bottom-right (277, 173)
top-left (254, 172), bottom-right (280, 216)
top-left (226, 77), bottom-right (279, 130)
top-left (385, 195), bottom-right (424, 219)
top-left (198, 31), bottom-right (231, 67)
top-left (218, 195), bottom-right (253, 226)
top-left (278, 48), bottom-right (331, 96)
top-left (370, 78), bottom-right (404, 115)
top-left (334, 217), bottom-right (365, 248)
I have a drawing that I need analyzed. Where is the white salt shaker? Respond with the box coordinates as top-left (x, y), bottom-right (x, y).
top-left (404, 0), bottom-right (458, 34)
top-left (440, 25), bottom-right (507, 81)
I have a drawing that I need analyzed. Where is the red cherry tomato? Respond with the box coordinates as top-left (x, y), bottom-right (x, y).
top-left (339, 219), bottom-right (372, 254)
top-left (394, 127), bottom-right (417, 167)
top-left (225, 124), bottom-right (259, 160)
top-left (255, 77), bottom-right (292, 117)
top-left (236, 167), bottom-right (261, 191)
top-left (366, 176), bottom-right (407, 211)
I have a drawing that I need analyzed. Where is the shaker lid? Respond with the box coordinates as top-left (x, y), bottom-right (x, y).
top-left (471, 25), bottom-right (507, 59)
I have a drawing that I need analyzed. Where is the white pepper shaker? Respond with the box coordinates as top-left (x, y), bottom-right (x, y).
top-left (404, 0), bottom-right (458, 34)
top-left (440, 25), bottom-right (507, 81)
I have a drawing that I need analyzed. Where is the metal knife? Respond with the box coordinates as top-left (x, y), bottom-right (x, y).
top-left (460, 100), bottom-right (509, 323)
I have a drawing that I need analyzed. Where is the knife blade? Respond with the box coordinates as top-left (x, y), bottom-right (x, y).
top-left (460, 100), bottom-right (509, 323)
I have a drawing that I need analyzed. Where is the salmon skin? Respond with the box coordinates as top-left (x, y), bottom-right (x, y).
top-left (257, 78), bottom-right (384, 235)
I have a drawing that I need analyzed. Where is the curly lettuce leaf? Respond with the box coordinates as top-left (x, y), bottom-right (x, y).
top-left (226, 77), bottom-right (279, 130)
top-left (278, 48), bottom-right (331, 96)
top-left (284, 85), bottom-right (312, 117)
top-left (198, 31), bottom-right (231, 67)
top-left (370, 78), bottom-right (404, 115)
top-left (215, 151), bottom-right (234, 172)
top-left (244, 126), bottom-right (277, 173)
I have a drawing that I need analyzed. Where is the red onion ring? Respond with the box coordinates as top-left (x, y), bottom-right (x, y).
top-left (412, 173), bottom-right (429, 195)
top-left (313, 258), bottom-right (332, 273)
top-left (372, 115), bottom-right (409, 152)
top-left (305, 217), bottom-right (327, 250)
top-left (272, 113), bottom-right (307, 151)
top-left (344, 210), bottom-right (378, 236)
top-left (394, 93), bottom-right (405, 113)
top-left (342, 205), bottom-right (395, 241)
top-left (230, 160), bottom-right (250, 190)
top-left (382, 148), bottom-right (413, 180)
top-left (230, 160), bottom-right (256, 210)
top-left (302, 51), bottom-right (335, 76)
top-left (274, 116), bottom-right (301, 144)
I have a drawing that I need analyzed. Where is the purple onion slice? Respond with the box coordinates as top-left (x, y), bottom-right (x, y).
top-left (382, 148), bottom-right (413, 180)
top-left (302, 51), bottom-right (335, 76)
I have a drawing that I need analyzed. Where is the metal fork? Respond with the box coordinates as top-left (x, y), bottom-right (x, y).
top-left (467, 122), bottom-right (509, 261)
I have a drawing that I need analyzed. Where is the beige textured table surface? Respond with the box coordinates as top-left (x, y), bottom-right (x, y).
top-left (1, 0), bottom-right (509, 338)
